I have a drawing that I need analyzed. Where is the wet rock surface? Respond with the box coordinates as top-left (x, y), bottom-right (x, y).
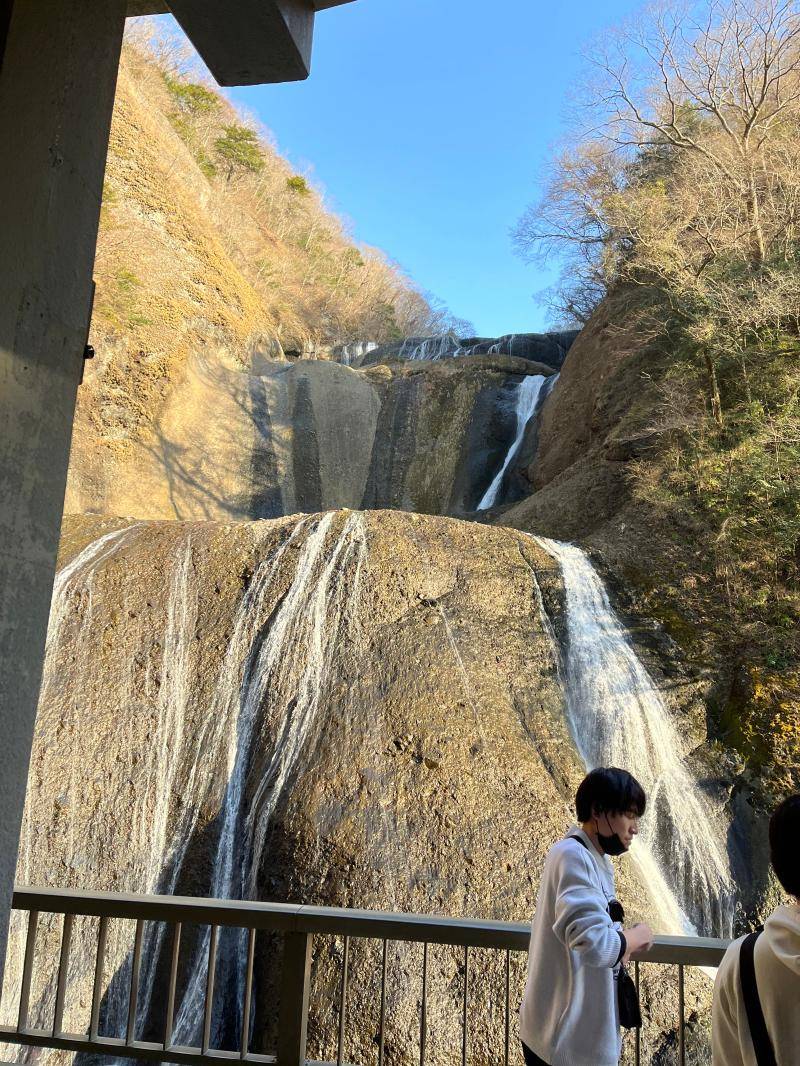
top-left (5, 512), bottom-right (575, 1063)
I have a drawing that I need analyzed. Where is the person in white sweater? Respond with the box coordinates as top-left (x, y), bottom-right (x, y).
top-left (712, 793), bottom-right (800, 1066)
top-left (519, 767), bottom-right (654, 1066)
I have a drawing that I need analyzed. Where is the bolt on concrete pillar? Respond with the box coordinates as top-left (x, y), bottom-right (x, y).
top-left (0, 0), bottom-right (127, 987)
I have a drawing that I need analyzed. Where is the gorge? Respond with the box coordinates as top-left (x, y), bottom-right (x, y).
top-left (2, 30), bottom-right (793, 1066)
top-left (1, 323), bottom-right (756, 1065)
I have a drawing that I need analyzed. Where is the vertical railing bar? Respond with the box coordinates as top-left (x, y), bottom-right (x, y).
top-left (90, 916), bottom-right (109, 1041)
top-left (163, 922), bottom-right (182, 1050)
top-left (634, 961), bottom-right (641, 1066)
top-left (17, 910), bottom-right (39, 1032)
top-left (240, 927), bottom-right (256, 1060)
top-left (277, 931), bottom-right (312, 1066)
top-left (378, 939), bottom-right (388, 1066)
top-left (337, 935), bottom-right (350, 1066)
top-left (420, 942), bottom-right (428, 1066)
top-left (126, 918), bottom-right (145, 1045)
top-left (678, 963), bottom-right (685, 1066)
top-left (504, 949), bottom-right (511, 1066)
top-left (202, 925), bottom-right (219, 1055)
top-left (461, 945), bottom-right (469, 1066)
top-left (53, 911), bottom-right (74, 1036)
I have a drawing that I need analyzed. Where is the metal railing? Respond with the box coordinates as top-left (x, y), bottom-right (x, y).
top-left (0, 887), bottom-right (729, 1066)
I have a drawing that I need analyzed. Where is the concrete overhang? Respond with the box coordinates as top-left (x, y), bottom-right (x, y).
top-left (125, 0), bottom-right (356, 86)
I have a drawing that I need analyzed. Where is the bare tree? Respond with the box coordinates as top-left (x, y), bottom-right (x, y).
top-left (516, 0), bottom-right (800, 418)
top-left (594, 0), bottom-right (800, 267)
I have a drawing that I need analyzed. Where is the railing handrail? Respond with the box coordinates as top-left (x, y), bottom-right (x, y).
top-left (11, 885), bottom-right (731, 966)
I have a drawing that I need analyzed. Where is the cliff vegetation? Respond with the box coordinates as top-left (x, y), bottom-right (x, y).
top-left (514, 0), bottom-right (800, 798)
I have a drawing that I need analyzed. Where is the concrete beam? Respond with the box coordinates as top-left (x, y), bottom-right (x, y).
top-left (126, 0), bottom-right (356, 17)
top-left (126, 0), bottom-right (356, 85)
top-left (0, 0), bottom-right (127, 987)
top-left (167, 0), bottom-right (313, 86)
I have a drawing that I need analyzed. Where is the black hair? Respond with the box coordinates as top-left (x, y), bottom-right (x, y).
top-left (769, 794), bottom-right (800, 897)
top-left (575, 767), bottom-right (646, 823)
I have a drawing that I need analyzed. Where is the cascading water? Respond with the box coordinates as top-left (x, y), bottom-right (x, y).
top-left (11, 524), bottom-right (147, 1046)
top-left (477, 375), bottom-right (547, 511)
top-left (398, 334), bottom-right (460, 361)
top-left (8, 513), bottom-right (368, 1054)
top-left (137, 511), bottom-right (368, 1049)
top-left (532, 536), bottom-right (735, 938)
top-left (337, 341), bottom-right (377, 366)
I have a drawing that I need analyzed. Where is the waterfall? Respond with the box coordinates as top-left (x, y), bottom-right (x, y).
top-left (9, 513), bottom-right (368, 1052)
top-left (533, 536), bottom-right (735, 938)
top-left (17, 523), bottom-right (140, 883)
top-left (337, 341), bottom-right (376, 366)
top-left (477, 375), bottom-right (547, 511)
top-left (10, 525), bottom-right (143, 1048)
top-left (146, 511), bottom-right (368, 1048)
top-left (398, 334), bottom-right (460, 361)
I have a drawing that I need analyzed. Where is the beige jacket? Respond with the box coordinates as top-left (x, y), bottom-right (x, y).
top-left (712, 903), bottom-right (800, 1065)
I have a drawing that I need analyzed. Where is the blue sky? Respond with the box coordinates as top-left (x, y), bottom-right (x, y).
top-left (226, 0), bottom-right (644, 337)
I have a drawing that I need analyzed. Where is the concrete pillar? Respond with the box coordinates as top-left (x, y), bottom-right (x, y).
top-left (0, 0), bottom-right (126, 986)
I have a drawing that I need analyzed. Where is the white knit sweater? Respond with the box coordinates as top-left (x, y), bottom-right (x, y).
top-left (519, 827), bottom-right (624, 1066)
top-left (712, 902), bottom-right (800, 1065)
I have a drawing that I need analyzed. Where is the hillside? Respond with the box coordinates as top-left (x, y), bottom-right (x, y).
top-left (68, 31), bottom-right (456, 513)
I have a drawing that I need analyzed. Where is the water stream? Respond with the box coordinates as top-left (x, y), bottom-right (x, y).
top-left (148, 512), bottom-right (368, 1048)
top-left (336, 341), bottom-right (377, 366)
top-left (532, 536), bottom-right (735, 937)
top-left (398, 334), bottom-right (460, 361)
top-left (477, 375), bottom-right (547, 511)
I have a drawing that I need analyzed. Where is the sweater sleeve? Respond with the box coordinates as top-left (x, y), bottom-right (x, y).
top-left (712, 940), bottom-right (747, 1066)
top-left (551, 844), bottom-right (622, 969)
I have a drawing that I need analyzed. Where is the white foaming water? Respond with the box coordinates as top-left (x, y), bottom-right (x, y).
top-left (7, 514), bottom-right (368, 1056)
top-left (338, 341), bottom-right (377, 366)
top-left (487, 334), bottom-right (516, 355)
top-left (533, 536), bottom-right (735, 938)
top-left (7, 525), bottom-right (140, 1049)
top-left (399, 334), bottom-right (460, 361)
top-left (167, 511), bottom-right (368, 1048)
top-left (477, 375), bottom-right (547, 511)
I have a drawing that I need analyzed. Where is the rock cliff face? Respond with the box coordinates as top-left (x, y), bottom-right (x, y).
top-left (8, 511), bottom-right (580, 1063)
top-left (66, 355), bottom-right (556, 521)
top-left (6, 510), bottom-right (716, 1065)
top-left (499, 293), bottom-right (797, 905)
top-left (500, 294), bottom-right (664, 541)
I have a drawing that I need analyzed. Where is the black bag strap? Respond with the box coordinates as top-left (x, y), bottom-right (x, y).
top-left (568, 833), bottom-right (590, 851)
top-left (740, 930), bottom-right (777, 1066)
top-left (567, 835), bottom-right (608, 895)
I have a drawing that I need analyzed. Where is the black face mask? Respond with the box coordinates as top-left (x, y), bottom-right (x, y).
top-left (596, 813), bottom-right (627, 856)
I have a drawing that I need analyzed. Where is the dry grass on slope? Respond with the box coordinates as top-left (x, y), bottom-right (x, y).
top-left (68, 28), bottom-right (447, 511)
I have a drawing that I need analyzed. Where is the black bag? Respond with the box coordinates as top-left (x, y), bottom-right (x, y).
top-left (568, 835), bottom-right (642, 1030)
top-left (740, 930), bottom-right (777, 1066)
top-left (616, 964), bottom-right (642, 1030)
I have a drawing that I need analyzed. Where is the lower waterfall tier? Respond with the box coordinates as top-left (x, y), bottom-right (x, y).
top-left (4, 510), bottom-right (724, 1065)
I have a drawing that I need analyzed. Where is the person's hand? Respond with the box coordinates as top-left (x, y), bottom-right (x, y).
top-left (623, 923), bottom-right (654, 962)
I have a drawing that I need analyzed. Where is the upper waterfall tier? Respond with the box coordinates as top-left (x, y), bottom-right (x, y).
top-left (350, 330), bottom-right (579, 368)
top-left (65, 354), bottom-right (556, 522)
